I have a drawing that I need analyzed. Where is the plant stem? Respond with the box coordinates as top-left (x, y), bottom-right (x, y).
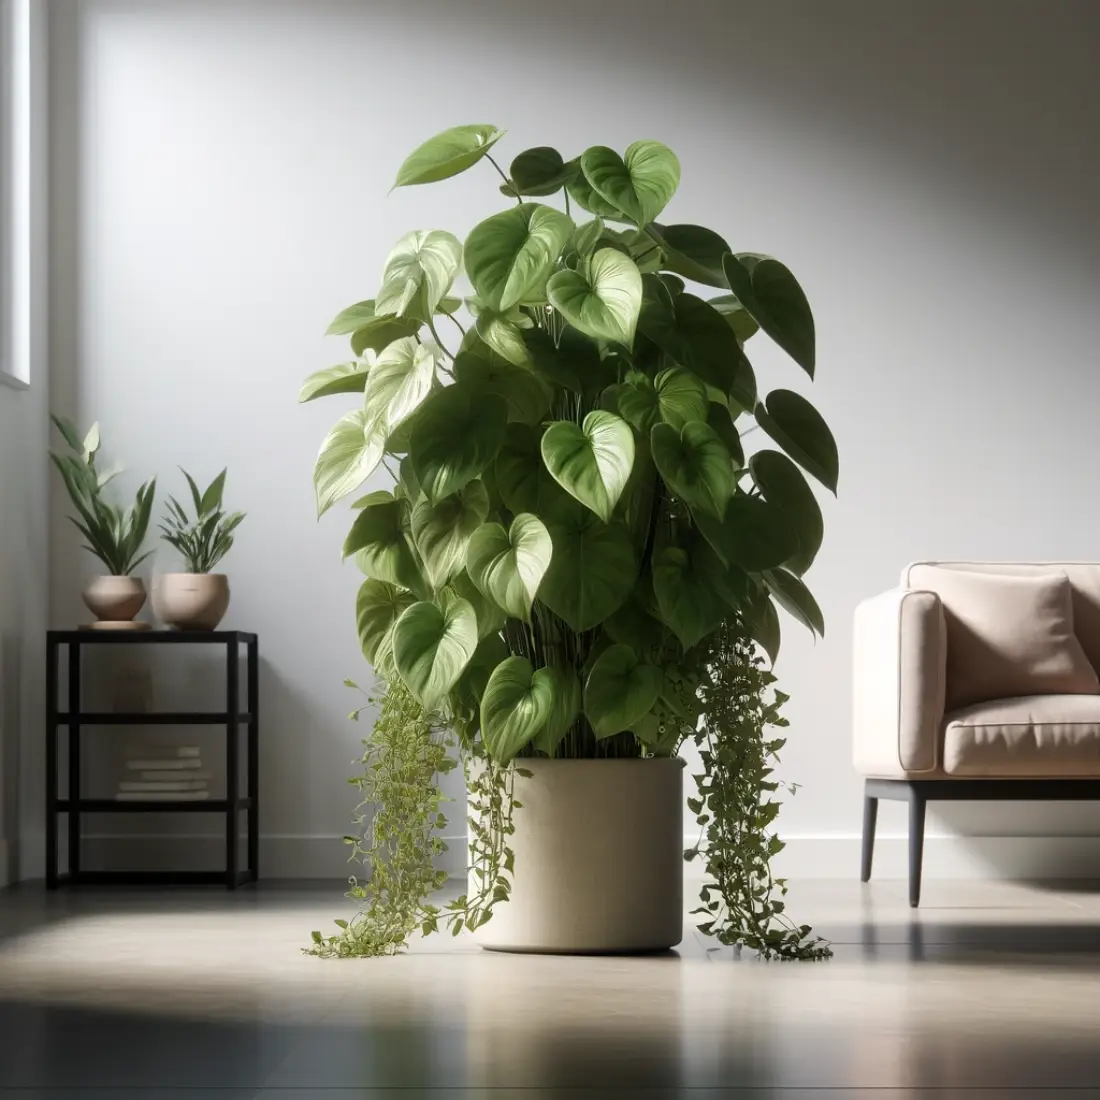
top-left (486, 154), bottom-right (520, 205)
top-left (426, 315), bottom-right (455, 361)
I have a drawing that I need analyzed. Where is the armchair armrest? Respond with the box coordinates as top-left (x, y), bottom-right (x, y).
top-left (853, 588), bottom-right (947, 777)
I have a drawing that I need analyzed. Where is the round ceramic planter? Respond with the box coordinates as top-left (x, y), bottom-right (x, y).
top-left (82, 575), bottom-right (147, 624)
top-left (471, 757), bottom-right (684, 954)
top-left (154, 573), bottom-right (230, 631)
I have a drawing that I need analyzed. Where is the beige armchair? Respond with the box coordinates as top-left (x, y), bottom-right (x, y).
top-left (853, 562), bottom-right (1100, 906)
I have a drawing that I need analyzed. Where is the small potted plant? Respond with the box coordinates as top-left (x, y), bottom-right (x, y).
top-left (154, 468), bottom-right (245, 630)
top-left (50, 415), bottom-right (157, 628)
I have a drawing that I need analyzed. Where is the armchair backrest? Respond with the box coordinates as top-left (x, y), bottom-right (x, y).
top-left (904, 562), bottom-right (1100, 679)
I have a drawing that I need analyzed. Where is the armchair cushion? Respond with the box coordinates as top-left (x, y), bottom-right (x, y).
top-left (944, 694), bottom-right (1100, 777)
top-left (907, 567), bottom-right (1098, 710)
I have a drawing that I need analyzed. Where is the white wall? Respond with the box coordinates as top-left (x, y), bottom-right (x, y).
top-left (1, 0), bottom-right (49, 884)
top-left (44, 0), bottom-right (1100, 880)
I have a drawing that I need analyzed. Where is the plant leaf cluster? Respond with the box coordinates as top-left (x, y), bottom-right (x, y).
top-left (159, 468), bottom-right (246, 574)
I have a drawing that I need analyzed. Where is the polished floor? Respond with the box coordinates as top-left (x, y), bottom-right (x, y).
top-left (1, 877), bottom-right (1100, 1098)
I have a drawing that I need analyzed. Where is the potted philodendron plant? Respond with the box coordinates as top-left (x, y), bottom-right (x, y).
top-left (303, 126), bottom-right (837, 959)
top-left (155, 469), bottom-right (245, 630)
top-left (51, 416), bottom-right (157, 627)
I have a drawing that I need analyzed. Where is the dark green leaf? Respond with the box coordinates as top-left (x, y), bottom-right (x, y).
top-left (583, 643), bottom-right (664, 738)
top-left (749, 450), bottom-right (823, 575)
top-left (754, 390), bottom-right (838, 494)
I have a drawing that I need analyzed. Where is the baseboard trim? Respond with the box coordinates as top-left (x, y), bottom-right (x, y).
top-left (66, 831), bottom-right (1100, 883)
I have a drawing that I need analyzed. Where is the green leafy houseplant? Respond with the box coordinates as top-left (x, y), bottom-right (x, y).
top-left (50, 415), bottom-right (156, 576)
top-left (159, 468), bottom-right (246, 573)
top-left (303, 125), bottom-right (837, 960)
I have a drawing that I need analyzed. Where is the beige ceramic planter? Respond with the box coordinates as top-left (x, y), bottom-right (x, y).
top-left (83, 575), bottom-right (147, 624)
top-left (154, 573), bottom-right (230, 631)
top-left (471, 757), bottom-right (684, 954)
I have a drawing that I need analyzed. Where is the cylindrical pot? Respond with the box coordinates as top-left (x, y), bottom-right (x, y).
top-left (471, 758), bottom-right (684, 954)
top-left (82, 575), bottom-right (147, 623)
top-left (154, 573), bottom-right (230, 631)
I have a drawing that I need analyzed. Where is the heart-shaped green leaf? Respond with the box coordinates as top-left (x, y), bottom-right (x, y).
top-left (393, 591), bottom-right (479, 709)
top-left (505, 147), bottom-right (579, 197)
top-left (651, 420), bottom-right (735, 519)
top-left (648, 223), bottom-right (730, 287)
top-left (755, 389), bottom-right (838, 494)
top-left (411, 481), bottom-right (490, 589)
top-left (466, 513), bottom-right (553, 622)
top-left (749, 450), bottom-right (823, 576)
top-left (722, 253), bottom-right (815, 377)
top-left (453, 344), bottom-right (551, 426)
top-left (579, 142), bottom-right (681, 227)
top-left (547, 248), bottom-right (642, 347)
top-left (465, 203), bottom-right (574, 311)
top-left (299, 361), bottom-right (371, 403)
top-left (362, 336), bottom-right (439, 435)
top-left (350, 314), bottom-right (421, 357)
top-left (356, 579), bottom-right (416, 674)
top-left (651, 543), bottom-right (726, 650)
top-left (326, 300), bottom-right (376, 336)
top-left (696, 493), bottom-right (799, 573)
top-left (474, 309), bottom-right (532, 367)
top-left (480, 656), bottom-right (555, 764)
top-left (539, 511), bottom-right (637, 631)
top-left (541, 411), bottom-right (635, 523)
top-left (763, 567), bottom-right (824, 636)
top-left (409, 384), bottom-right (508, 504)
top-left (342, 499), bottom-right (424, 595)
top-left (637, 279), bottom-right (756, 409)
top-left (613, 367), bottom-right (708, 437)
top-left (534, 666), bottom-right (582, 756)
top-left (393, 124), bottom-right (504, 188)
top-left (566, 171), bottom-right (622, 220)
top-left (375, 230), bottom-right (462, 319)
top-left (313, 410), bottom-right (386, 516)
top-left (584, 643), bottom-right (665, 738)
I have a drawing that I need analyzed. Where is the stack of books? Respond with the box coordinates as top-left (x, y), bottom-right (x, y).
top-left (115, 744), bottom-right (211, 801)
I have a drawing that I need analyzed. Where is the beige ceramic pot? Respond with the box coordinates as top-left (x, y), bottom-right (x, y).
top-left (82, 575), bottom-right (147, 623)
top-left (471, 757), bottom-right (684, 954)
top-left (154, 573), bottom-right (230, 631)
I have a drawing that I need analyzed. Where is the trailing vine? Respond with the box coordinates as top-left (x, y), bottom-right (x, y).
top-left (307, 677), bottom-right (517, 957)
top-left (685, 618), bottom-right (832, 961)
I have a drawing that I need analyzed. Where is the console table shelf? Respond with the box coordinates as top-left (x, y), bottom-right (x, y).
top-left (46, 630), bottom-right (259, 889)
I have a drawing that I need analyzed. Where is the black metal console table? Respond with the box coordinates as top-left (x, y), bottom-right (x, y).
top-left (46, 630), bottom-right (258, 889)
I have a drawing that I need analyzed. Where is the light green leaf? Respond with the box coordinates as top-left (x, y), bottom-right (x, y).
top-left (411, 481), bottom-right (490, 589)
top-left (475, 309), bottom-right (532, 367)
top-left (722, 253), bottom-right (815, 377)
top-left (648, 223), bottom-right (730, 287)
top-left (505, 147), bottom-right (578, 197)
top-left (356, 580), bottom-right (416, 672)
top-left (565, 171), bottom-right (622, 220)
top-left (326, 300), bottom-right (376, 336)
top-left (362, 336), bottom-right (439, 435)
top-left (763, 567), bottom-right (825, 636)
top-left (465, 203), bottom-right (574, 311)
top-left (393, 124), bottom-right (504, 188)
top-left (754, 389), bottom-right (838, 494)
top-left (571, 217), bottom-right (605, 258)
top-left (82, 422), bottom-right (101, 460)
top-left (584, 643), bottom-right (664, 738)
top-left (375, 230), bottom-right (462, 319)
top-left (343, 499), bottom-right (424, 595)
top-left (637, 278), bottom-right (756, 409)
top-left (617, 367), bottom-right (709, 437)
top-left (313, 409), bottom-right (386, 516)
top-left (349, 314), bottom-right (421, 358)
top-left (480, 656), bottom-right (555, 764)
top-left (453, 344), bottom-right (551, 426)
top-left (299, 361), bottom-right (371, 403)
top-left (466, 513), bottom-right (552, 623)
top-left (351, 489), bottom-right (394, 510)
top-left (749, 450), bottom-right (823, 576)
top-left (651, 543), bottom-right (726, 650)
top-left (708, 294), bottom-right (760, 342)
top-left (651, 420), bottom-right (735, 519)
top-left (534, 666), bottom-right (581, 756)
top-left (541, 410), bottom-right (635, 523)
top-left (579, 141), bottom-right (681, 226)
top-left (409, 383), bottom-right (508, 503)
top-left (446, 569), bottom-right (506, 641)
top-left (393, 592), bottom-right (479, 709)
top-left (539, 511), bottom-right (636, 631)
top-left (547, 248), bottom-right (642, 347)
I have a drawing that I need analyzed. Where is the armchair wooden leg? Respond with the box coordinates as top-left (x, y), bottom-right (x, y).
top-left (908, 788), bottom-right (926, 908)
top-left (860, 789), bottom-right (878, 882)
